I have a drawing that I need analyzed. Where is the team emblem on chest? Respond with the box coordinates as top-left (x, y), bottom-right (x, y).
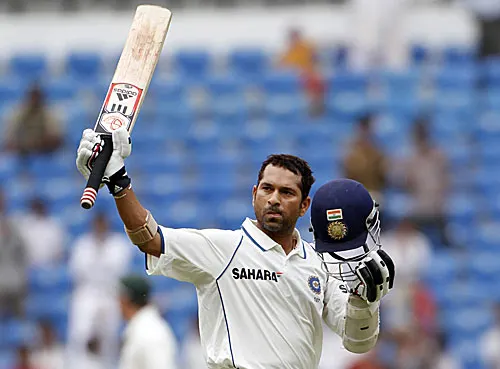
top-left (308, 275), bottom-right (321, 295)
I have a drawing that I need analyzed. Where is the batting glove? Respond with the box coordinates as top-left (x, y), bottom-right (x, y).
top-left (76, 127), bottom-right (132, 196)
top-left (346, 249), bottom-right (395, 304)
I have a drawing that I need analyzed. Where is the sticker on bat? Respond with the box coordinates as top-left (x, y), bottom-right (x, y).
top-left (99, 112), bottom-right (131, 133)
top-left (96, 83), bottom-right (143, 133)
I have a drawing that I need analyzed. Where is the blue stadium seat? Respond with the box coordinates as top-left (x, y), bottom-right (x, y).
top-left (150, 77), bottom-right (186, 102)
top-left (66, 52), bottom-right (103, 81)
top-left (382, 190), bottom-right (413, 219)
top-left (228, 48), bottom-right (268, 81)
top-left (320, 45), bottom-right (349, 70)
top-left (328, 70), bottom-right (369, 93)
top-left (156, 100), bottom-right (195, 125)
top-left (43, 78), bottom-right (77, 102)
top-left (263, 95), bottom-right (307, 123)
top-left (28, 265), bottom-right (72, 294)
top-left (206, 74), bottom-right (245, 97)
top-left (443, 306), bottom-right (493, 338)
top-left (9, 53), bottom-right (47, 81)
top-left (436, 279), bottom-right (487, 307)
top-left (467, 253), bottom-right (500, 288)
top-left (0, 350), bottom-right (15, 369)
top-left (216, 196), bottom-right (254, 229)
top-left (432, 90), bottom-right (476, 116)
top-left (174, 50), bottom-right (211, 80)
top-left (1, 319), bottom-right (37, 348)
top-left (0, 154), bottom-right (20, 183)
top-left (210, 95), bottom-right (249, 124)
top-left (261, 70), bottom-right (302, 97)
top-left (434, 67), bottom-right (477, 90)
top-left (326, 92), bottom-right (369, 120)
top-left (477, 110), bottom-right (500, 140)
top-left (410, 44), bottom-right (431, 66)
top-left (0, 79), bottom-right (26, 108)
top-left (442, 46), bottom-right (476, 67)
top-left (422, 250), bottom-right (463, 287)
top-left (482, 56), bottom-right (500, 88)
top-left (444, 192), bottom-right (479, 226)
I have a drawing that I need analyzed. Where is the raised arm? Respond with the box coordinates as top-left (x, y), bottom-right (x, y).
top-left (114, 187), bottom-right (162, 257)
top-left (76, 127), bottom-right (161, 257)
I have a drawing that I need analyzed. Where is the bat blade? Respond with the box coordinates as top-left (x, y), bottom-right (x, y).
top-left (80, 5), bottom-right (172, 210)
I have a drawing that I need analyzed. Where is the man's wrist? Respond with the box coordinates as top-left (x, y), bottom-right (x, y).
top-left (105, 167), bottom-right (131, 196)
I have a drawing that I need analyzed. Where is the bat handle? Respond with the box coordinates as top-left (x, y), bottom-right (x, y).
top-left (80, 135), bottom-right (114, 210)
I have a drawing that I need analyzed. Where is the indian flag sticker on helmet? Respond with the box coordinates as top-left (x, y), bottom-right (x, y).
top-left (326, 209), bottom-right (343, 221)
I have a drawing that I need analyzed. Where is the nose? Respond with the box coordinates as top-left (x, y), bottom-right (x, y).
top-left (268, 189), bottom-right (281, 206)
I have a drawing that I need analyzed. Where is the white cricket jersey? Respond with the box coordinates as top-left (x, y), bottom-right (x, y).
top-left (146, 218), bottom-right (350, 369)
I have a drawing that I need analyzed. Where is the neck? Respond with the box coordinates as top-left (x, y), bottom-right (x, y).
top-left (257, 224), bottom-right (297, 255)
top-left (125, 305), bottom-right (142, 321)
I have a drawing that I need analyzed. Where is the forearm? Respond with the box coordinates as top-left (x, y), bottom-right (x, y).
top-left (115, 187), bottom-right (162, 257)
top-left (342, 295), bottom-right (380, 354)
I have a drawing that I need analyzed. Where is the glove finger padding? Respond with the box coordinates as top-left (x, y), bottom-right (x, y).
top-left (353, 249), bottom-right (394, 303)
top-left (377, 249), bottom-right (395, 289)
top-left (112, 127), bottom-right (131, 159)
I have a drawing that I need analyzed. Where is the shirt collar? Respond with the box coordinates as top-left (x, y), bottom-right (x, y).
top-left (124, 305), bottom-right (157, 338)
top-left (241, 218), bottom-right (306, 259)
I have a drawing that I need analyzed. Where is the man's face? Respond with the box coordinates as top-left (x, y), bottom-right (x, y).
top-left (252, 165), bottom-right (310, 235)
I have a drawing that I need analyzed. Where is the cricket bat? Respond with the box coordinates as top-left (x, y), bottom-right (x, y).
top-left (80, 5), bottom-right (172, 209)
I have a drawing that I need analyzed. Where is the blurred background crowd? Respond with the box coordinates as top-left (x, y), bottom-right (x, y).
top-left (1, 0), bottom-right (500, 368)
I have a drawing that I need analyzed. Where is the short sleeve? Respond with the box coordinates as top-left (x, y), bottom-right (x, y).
top-left (322, 276), bottom-right (349, 337)
top-left (146, 226), bottom-right (241, 285)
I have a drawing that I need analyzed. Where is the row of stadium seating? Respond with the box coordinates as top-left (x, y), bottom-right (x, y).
top-left (0, 45), bottom-right (484, 81)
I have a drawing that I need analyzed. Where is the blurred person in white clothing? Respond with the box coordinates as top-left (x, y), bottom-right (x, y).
top-left (67, 212), bottom-right (132, 369)
top-left (319, 324), bottom-right (360, 369)
top-left (118, 274), bottom-right (178, 369)
top-left (31, 320), bottom-right (65, 369)
top-left (182, 317), bottom-right (206, 369)
top-left (19, 198), bottom-right (66, 268)
top-left (481, 302), bottom-right (500, 368)
top-left (350, 0), bottom-right (411, 70)
top-left (380, 217), bottom-right (431, 331)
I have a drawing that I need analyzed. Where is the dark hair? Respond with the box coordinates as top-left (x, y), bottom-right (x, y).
top-left (257, 154), bottom-right (315, 200)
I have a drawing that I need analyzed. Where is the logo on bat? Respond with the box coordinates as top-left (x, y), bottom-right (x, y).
top-left (96, 83), bottom-right (143, 133)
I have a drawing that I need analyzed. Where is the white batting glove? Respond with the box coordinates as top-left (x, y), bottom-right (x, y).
top-left (76, 127), bottom-right (132, 181)
top-left (347, 249), bottom-right (395, 304)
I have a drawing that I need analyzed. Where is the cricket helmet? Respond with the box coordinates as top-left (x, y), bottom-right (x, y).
top-left (310, 179), bottom-right (381, 282)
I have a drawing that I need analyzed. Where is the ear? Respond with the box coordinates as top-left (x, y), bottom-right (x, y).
top-left (252, 185), bottom-right (257, 206)
top-left (299, 196), bottom-right (311, 217)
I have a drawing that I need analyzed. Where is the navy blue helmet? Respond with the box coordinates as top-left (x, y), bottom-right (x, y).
top-left (310, 179), bottom-right (381, 282)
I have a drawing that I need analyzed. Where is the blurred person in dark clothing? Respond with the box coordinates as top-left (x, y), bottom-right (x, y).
top-left (3, 83), bottom-right (63, 156)
top-left (460, 0), bottom-right (500, 58)
top-left (400, 119), bottom-right (450, 247)
top-left (0, 188), bottom-right (27, 318)
top-left (343, 114), bottom-right (388, 203)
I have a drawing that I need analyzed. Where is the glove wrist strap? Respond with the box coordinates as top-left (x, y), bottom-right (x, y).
top-left (105, 167), bottom-right (131, 196)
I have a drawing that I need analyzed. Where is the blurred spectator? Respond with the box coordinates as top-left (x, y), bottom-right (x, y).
top-left (480, 302), bottom-right (500, 368)
top-left (31, 320), bottom-right (64, 369)
top-left (183, 317), bottom-right (205, 369)
top-left (67, 212), bottom-right (132, 369)
top-left (3, 83), bottom-right (63, 156)
top-left (0, 189), bottom-right (27, 318)
top-left (398, 119), bottom-right (450, 247)
top-left (279, 28), bottom-right (326, 117)
top-left (425, 332), bottom-right (460, 369)
top-left (18, 198), bottom-right (66, 268)
top-left (118, 274), bottom-right (178, 369)
top-left (343, 114), bottom-right (388, 203)
top-left (346, 349), bottom-right (386, 369)
top-left (460, 0), bottom-right (500, 58)
top-left (381, 218), bottom-right (432, 332)
top-left (350, 0), bottom-right (410, 70)
top-left (279, 28), bottom-right (316, 73)
top-left (12, 346), bottom-right (36, 369)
